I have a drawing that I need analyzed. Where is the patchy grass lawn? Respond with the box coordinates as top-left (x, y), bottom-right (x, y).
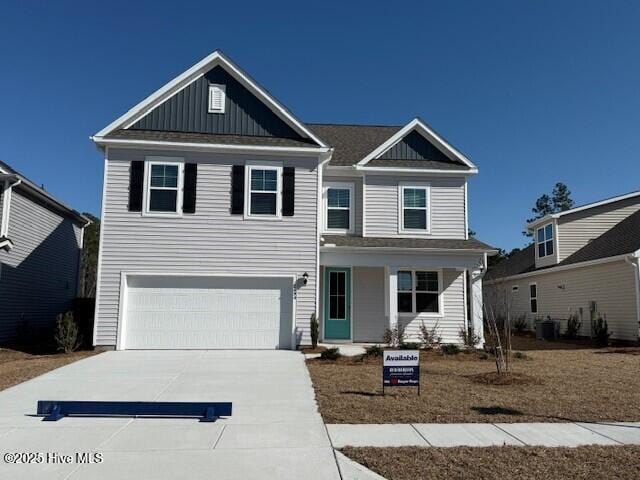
top-left (342, 446), bottom-right (640, 480)
top-left (0, 348), bottom-right (100, 391)
top-left (306, 337), bottom-right (640, 423)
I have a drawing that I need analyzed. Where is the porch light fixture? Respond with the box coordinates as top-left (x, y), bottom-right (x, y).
top-left (302, 272), bottom-right (309, 285)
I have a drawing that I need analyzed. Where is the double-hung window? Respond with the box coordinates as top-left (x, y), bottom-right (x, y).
top-left (400, 183), bottom-right (430, 233)
top-left (324, 182), bottom-right (354, 233)
top-left (397, 270), bottom-right (441, 314)
top-left (246, 163), bottom-right (281, 217)
top-left (529, 283), bottom-right (538, 313)
top-left (145, 159), bottom-right (183, 214)
top-left (537, 223), bottom-right (554, 258)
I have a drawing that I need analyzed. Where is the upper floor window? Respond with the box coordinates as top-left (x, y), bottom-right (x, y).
top-left (145, 159), bottom-right (183, 215)
top-left (399, 183), bottom-right (430, 233)
top-left (208, 84), bottom-right (226, 113)
top-left (246, 163), bottom-right (281, 218)
top-left (537, 223), bottom-right (554, 258)
top-left (324, 182), bottom-right (354, 233)
top-left (397, 270), bottom-right (441, 315)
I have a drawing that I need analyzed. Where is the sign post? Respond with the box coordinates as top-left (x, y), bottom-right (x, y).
top-left (382, 350), bottom-right (420, 395)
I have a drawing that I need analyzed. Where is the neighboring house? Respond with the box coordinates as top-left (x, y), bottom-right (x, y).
top-left (91, 50), bottom-right (495, 350)
top-left (0, 161), bottom-right (90, 343)
top-left (485, 191), bottom-right (640, 341)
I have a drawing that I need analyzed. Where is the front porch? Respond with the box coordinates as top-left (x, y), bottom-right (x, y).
top-left (319, 236), bottom-right (491, 346)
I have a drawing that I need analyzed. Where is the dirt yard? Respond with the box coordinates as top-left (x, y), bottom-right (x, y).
top-left (306, 337), bottom-right (640, 423)
top-left (342, 446), bottom-right (640, 480)
top-left (0, 348), bottom-right (100, 391)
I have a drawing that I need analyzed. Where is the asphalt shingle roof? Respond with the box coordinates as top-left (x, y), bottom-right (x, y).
top-left (486, 209), bottom-right (640, 281)
top-left (321, 235), bottom-right (495, 251)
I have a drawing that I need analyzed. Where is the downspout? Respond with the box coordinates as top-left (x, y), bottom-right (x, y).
top-left (624, 252), bottom-right (640, 340)
top-left (0, 178), bottom-right (22, 241)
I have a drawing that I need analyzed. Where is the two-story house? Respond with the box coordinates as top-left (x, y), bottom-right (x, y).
top-left (91, 50), bottom-right (494, 350)
top-left (485, 191), bottom-right (640, 341)
top-left (0, 160), bottom-right (89, 343)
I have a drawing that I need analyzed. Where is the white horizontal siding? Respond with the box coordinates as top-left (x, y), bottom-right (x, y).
top-left (95, 148), bottom-right (319, 347)
top-left (0, 190), bottom-right (82, 341)
top-left (399, 269), bottom-right (466, 344)
top-left (558, 196), bottom-right (640, 261)
top-left (365, 175), bottom-right (466, 239)
top-left (484, 260), bottom-right (639, 341)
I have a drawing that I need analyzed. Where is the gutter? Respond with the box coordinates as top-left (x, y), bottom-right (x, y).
top-left (320, 245), bottom-right (498, 255)
top-left (624, 252), bottom-right (640, 340)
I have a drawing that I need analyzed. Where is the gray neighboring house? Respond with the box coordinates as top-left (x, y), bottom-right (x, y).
top-left (485, 191), bottom-right (640, 341)
top-left (0, 161), bottom-right (90, 342)
top-left (91, 50), bottom-right (495, 351)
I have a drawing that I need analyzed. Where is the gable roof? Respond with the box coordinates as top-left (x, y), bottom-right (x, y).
top-left (0, 161), bottom-right (89, 225)
top-left (93, 50), bottom-right (328, 148)
top-left (527, 190), bottom-right (640, 230)
top-left (307, 124), bottom-right (401, 166)
top-left (355, 118), bottom-right (476, 171)
top-left (486, 209), bottom-right (640, 281)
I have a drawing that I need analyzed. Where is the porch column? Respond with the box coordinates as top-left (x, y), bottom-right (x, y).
top-left (469, 268), bottom-right (485, 347)
top-left (386, 266), bottom-right (398, 329)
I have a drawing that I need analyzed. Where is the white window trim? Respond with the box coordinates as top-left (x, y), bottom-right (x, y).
top-left (398, 182), bottom-right (431, 235)
top-left (323, 181), bottom-right (355, 234)
top-left (208, 83), bottom-right (226, 114)
top-left (0, 180), bottom-right (9, 237)
top-left (536, 222), bottom-right (554, 259)
top-left (397, 269), bottom-right (443, 317)
top-left (244, 161), bottom-right (283, 220)
top-left (529, 282), bottom-right (538, 314)
top-left (142, 156), bottom-right (184, 217)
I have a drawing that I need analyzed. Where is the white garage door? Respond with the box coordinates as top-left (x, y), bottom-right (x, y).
top-left (123, 276), bottom-right (293, 349)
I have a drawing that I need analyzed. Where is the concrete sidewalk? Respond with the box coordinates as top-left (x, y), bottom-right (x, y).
top-left (327, 422), bottom-right (640, 448)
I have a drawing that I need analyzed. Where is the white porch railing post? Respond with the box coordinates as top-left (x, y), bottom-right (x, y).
top-left (387, 267), bottom-right (398, 329)
top-left (470, 267), bottom-right (485, 347)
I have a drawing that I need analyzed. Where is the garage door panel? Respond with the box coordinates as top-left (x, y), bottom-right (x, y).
top-left (123, 277), bottom-right (292, 350)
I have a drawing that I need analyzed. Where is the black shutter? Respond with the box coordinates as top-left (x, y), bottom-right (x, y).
top-left (128, 161), bottom-right (144, 212)
top-left (282, 167), bottom-right (295, 216)
top-left (231, 165), bottom-right (245, 214)
top-left (183, 163), bottom-right (197, 214)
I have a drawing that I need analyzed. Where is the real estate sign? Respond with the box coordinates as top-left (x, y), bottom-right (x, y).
top-left (382, 350), bottom-right (420, 394)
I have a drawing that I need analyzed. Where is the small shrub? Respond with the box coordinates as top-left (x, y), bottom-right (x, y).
top-left (440, 344), bottom-right (460, 355)
top-left (364, 345), bottom-right (383, 357)
top-left (513, 314), bottom-right (528, 332)
top-left (54, 311), bottom-right (81, 353)
top-left (514, 351), bottom-right (527, 360)
top-left (458, 326), bottom-right (481, 349)
top-left (310, 313), bottom-right (319, 349)
top-left (400, 342), bottom-right (421, 350)
top-left (591, 314), bottom-right (611, 347)
top-left (479, 352), bottom-right (489, 360)
top-left (564, 312), bottom-right (582, 339)
top-left (320, 347), bottom-right (341, 360)
top-left (419, 320), bottom-right (442, 349)
top-left (383, 324), bottom-right (405, 347)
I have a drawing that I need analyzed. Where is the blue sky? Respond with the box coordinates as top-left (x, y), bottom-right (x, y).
top-left (1, 0), bottom-right (639, 250)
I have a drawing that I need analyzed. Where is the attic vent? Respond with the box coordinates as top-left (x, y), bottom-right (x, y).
top-left (208, 84), bottom-right (226, 114)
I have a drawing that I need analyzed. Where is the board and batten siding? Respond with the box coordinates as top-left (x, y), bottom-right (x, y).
top-left (557, 196), bottom-right (640, 262)
top-left (365, 175), bottom-right (466, 238)
top-left (95, 148), bottom-right (319, 347)
top-left (322, 175), bottom-right (362, 236)
top-left (129, 66), bottom-right (304, 140)
top-left (0, 189), bottom-right (83, 341)
top-left (484, 260), bottom-right (639, 341)
top-left (399, 269), bottom-right (466, 344)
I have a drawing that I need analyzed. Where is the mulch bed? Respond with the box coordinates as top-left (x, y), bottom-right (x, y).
top-left (342, 446), bottom-right (640, 480)
top-left (306, 340), bottom-right (640, 423)
top-left (0, 348), bottom-right (100, 391)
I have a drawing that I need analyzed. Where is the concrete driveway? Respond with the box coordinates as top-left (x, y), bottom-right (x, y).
top-left (0, 351), bottom-right (340, 480)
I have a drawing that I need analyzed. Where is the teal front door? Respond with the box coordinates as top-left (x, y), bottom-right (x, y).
top-left (324, 267), bottom-right (351, 340)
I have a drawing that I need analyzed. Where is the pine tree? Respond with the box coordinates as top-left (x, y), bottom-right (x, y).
top-left (552, 182), bottom-right (574, 212)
